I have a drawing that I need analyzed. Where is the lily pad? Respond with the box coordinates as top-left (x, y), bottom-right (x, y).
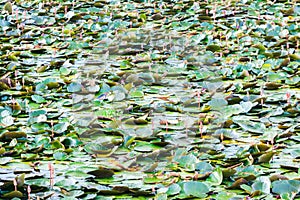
top-left (183, 181), bottom-right (210, 198)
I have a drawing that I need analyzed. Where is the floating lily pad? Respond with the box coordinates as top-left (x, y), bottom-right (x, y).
top-left (183, 181), bottom-right (210, 198)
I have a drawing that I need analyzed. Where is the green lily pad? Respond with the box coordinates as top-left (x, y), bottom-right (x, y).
top-left (272, 180), bottom-right (300, 195)
top-left (67, 82), bottom-right (82, 93)
top-left (31, 95), bottom-right (46, 103)
top-left (0, 157), bottom-right (12, 165)
top-left (53, 151), bottom-right (68, 161)
top-left (207, 167), bottom-right (223, 185)
top-left (183, 181), bottom-right (210, 198)
top-left (166, 183), bottom-right (181, 196)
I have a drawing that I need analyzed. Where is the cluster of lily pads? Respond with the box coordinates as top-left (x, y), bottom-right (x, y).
top-left (0, 0), bottom-right (299, 199)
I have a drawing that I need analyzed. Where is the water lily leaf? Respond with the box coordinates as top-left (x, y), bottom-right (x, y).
top-left (26, 178), bottom-right (50, 187)
top-left (0, 157), bottom-right (12, 165)
top-left (269, 174), bottom-right (289, 182)
top-left (257, 151), bottom-right (276, 163)
top-left (63, 190), bottom-right (85, 198)
top-left (129, 89), bottom-right (144, 98)
top-left (33, 16), bottom-right (47, 25)
top-left (107, 90), bottom-right (126, 101)
top-left (267, 72), bottom-right (286, 82)
top-left (31, 95), bottom-right (46, 103)
top-left (0, 19), bottom-right (10, 28)
top-left (202, 81), bottom-right (223, 92)
top-left (31, 122), bottom-right (50, 132)
top-left (183, 181), bottom-right (210, 198)
top-left (0, 147), bottom-right (5, 154)
top-left (289, 149), bottom-right (300, 159)
top-left (206, 44), bottom-right (221, 52)
top-left (67, 82), bottom-right (82, 93)
top-left (21, 153), bottom-right (38, 161)
top-left (3, 2), bottom-right (12, 14)
top-left (143, 176), bottom-right (162, 184)
top-left (53, 151), bottom-right (68, 161)
top-left (16, 173), bottom-right (25, 187)
top-left (9, 138), bottom-right (17, 147)
top-left (65, 11), bottom-right (75, 20)
top-left (174, 154), bottom-right (198, 171)
top-left (3, 190), bottom-right (23, 198)
top-left (134, 142), bottom-right (156, 152)
top-left (65, 170), bottom-right (94, 179)
top-left (29, 109), bottom-right (47, 117)
top-left (139, 73), bottom-right (155, 84)
top-left (29, 114), bottom-right (47, 124)
top-left (0, 131), bottom-right (27, 141)
top-left (208, 98), bottom-right (228, 110)
top-left (280, 192), bottom-right (297, 200)
top-left (214, 191), bottom-right (236, 199)
top-left (227, 178), bottom-right (248, 189)
top-left (214, 129), bottom-right (240, 139)
top-left (289, 54), bottom-right (300, 61)
top-left (240, 101), bottom-right (253, 113)
top-left (166, 183), bottom-right (181, 196)
top-left (192, 70), bottom-right (215, 80)
top-left (223, 104), bottom-right (244, 117)
top-left (155, 193), bottom-right (167, 200)
top-left (234, 120), bottom-right (266, 134)
top-left (87, 84), bottom-right (100, 93)
top-left (88, 168), bottom-right (114, 179)
top-left (195, 162), bottom-right (214, 175)
top-left (252, 176), bottom-right (271, 194)
top-left (53, 122), bottom-right (69, 134)
top-left (0, 115), bottom-right (14, 127)
top-left (0, 109), bottom-right (11, 118)
top-left (51, 140), bottom-right (65, 149)
top-left (84, 143), bottom-right (118, 157)
top-left (55, 178), bottom-right (80, 190)
top-left (60, 66), bottom-right (71, 76)
top-left (240, 184), bottom-right (253, 194)
top-left (265, 82), bottom-right (281, 90)
top-left (207, 167), bottom-right (223, 185)
top-left (272, 180), bottom-right (300, 195)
